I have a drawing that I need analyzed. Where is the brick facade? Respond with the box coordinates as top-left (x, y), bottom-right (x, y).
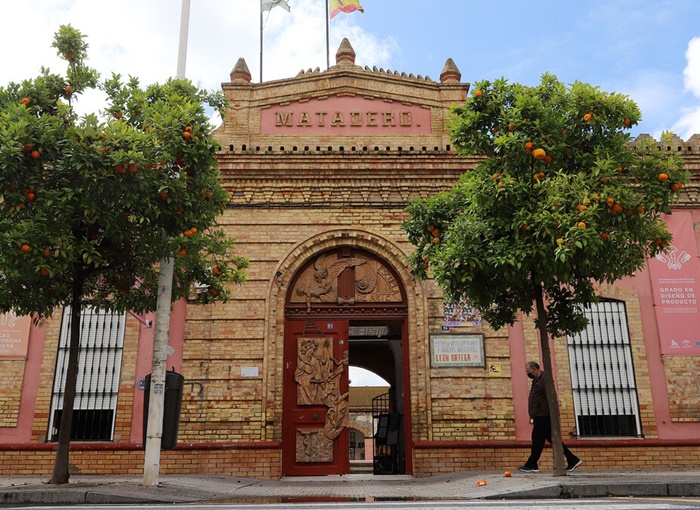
top-left (1, 40), bottom-right (699, 479)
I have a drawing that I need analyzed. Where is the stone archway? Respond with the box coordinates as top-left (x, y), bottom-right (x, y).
top-left (265, 230), bottom-right (423, 476)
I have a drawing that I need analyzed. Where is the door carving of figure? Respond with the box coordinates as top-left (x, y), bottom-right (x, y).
top-left (282, 319), bottom-right (350, 476)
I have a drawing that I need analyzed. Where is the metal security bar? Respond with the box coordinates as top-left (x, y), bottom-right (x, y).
top-left (48, 307), bottom-right (126, 442)
top-left (567, 299), bottom-right (643, 437)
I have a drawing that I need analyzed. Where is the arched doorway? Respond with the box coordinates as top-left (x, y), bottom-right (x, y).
top-left (282, 246), bottom-right (409, 476)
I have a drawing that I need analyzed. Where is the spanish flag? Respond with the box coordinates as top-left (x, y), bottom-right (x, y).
top-left (330, 0), bottom-right (364, 19)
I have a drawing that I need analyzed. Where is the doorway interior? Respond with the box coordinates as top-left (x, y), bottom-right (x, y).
top-left (348, 319), bottom-right (407, 475)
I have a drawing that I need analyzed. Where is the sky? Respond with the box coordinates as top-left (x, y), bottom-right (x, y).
top-left (2, 0), bottom-right (700, 385)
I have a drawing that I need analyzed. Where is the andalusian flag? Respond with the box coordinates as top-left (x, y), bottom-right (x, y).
top-left (330, 0), bottom-right (364, 19)
top-left (261, 0), bottom-right (291, 12)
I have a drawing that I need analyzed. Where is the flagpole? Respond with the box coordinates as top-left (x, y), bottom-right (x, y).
top-left (325, 0), bottom-right (330, 70)
top-left (260, 0), bottom-right (264, 82)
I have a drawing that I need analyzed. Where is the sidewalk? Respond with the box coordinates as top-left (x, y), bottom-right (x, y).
top-left (1, 469), bottom-right (700, 506)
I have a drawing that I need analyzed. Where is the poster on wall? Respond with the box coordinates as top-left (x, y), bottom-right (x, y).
top-left (648, 211), bottom-right (700, 356)
top-left (443, 296), bottom-right (482, 327)
top-left (0, 311), bottom-right (31, 360)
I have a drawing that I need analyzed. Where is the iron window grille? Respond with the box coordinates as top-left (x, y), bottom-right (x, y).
top-left (48, 307), bottom-right (126, 442)
top-left (567, 299), bottom-right (643, 438)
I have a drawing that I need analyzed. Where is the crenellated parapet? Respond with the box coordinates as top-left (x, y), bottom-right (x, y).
top-left (630, 133), bottom-right (700, 153)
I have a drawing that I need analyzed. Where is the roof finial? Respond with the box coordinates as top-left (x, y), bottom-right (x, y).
top-left (230, 58), bottom-right (252, 83)
top-left (440, 58), bottom-right (461, 83)
top-left (336, 38), bottom-right (356, 67)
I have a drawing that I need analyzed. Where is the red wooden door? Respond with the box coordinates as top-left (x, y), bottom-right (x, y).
top-left (282, 319), bottom-right (350, 476)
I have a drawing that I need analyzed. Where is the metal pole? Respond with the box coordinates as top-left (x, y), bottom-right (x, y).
top-left (176, 0), bottom-right (191, 79)
top-left (260, 0), bottom-right (264, 82)
top-left (143, 0), bottom-right (189, 488)
top-left (325, 0), bottom-right (330, 70)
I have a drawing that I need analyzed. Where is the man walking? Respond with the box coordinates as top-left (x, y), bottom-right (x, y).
top-left (519, 361), bottom-right (582, 473)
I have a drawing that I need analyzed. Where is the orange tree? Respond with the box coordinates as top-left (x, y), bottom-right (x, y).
top-left (0, 25), bottom-right (247, 483)
top-left (403, 74), bottom-right (687, 474)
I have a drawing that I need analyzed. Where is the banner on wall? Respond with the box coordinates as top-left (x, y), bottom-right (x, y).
top-left (648, 212), bottom-right (700, 356)
top-left (0, 311), bottom-right (31, 360)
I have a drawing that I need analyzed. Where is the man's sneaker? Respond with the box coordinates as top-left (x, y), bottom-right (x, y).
top-left (566, 460), bottom-right (583, 472)
top-left (518, 465), bottom-right (539, 473)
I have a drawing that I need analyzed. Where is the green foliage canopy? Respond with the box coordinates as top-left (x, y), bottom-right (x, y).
top-left (0, 25), bottom-right (247, 319)
top-left (404, 74), bottom-right (687, 337)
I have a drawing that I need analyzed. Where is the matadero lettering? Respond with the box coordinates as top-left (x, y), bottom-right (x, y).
top-left (274, 110), bottom-right (414, 128)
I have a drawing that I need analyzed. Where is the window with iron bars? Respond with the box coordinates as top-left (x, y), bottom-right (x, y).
top-left (567, 299), bottom-right (643, 438)
top-left (47, 307), bottom-right (125, 442)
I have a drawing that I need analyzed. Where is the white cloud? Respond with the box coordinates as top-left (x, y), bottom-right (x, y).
top-left (683, 37), bottom-right (700, 95)
top-left (672, 37), bottom-right (700, 139)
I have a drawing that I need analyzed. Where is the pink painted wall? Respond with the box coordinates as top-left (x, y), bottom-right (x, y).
top-left (129, 299), bottom-right (186, 444)
top-left (0, 320), bottom-right (47, 442)
top-left (261, 96), bottom-right (432, 135)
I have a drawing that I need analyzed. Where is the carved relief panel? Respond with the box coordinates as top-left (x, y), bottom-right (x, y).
top-left (294, 336), bottom-right (349, 462)
top-left (290, 251), bottom-right (402, 311)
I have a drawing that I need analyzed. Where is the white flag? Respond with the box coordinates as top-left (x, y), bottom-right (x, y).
top-left (261, 0), bottom-right (290, 12)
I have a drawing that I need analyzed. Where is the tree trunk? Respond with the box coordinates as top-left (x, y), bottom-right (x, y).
top-left (49, 275), bottom-right (84, 484)
top-left (533, 283), bottom-right (567, 476)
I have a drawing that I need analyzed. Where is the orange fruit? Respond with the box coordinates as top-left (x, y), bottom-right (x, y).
top-left (30, 150), bottom-right (41, 159)
top-left (492, 173), bottom-right (502, 180)
top-left (583, 113), bottom-right (592, 122)
top-left (522, 224), bottom-right (529, 230)
top-left (42, 249), bottom-right (51, 258)
top-left (623, 118), bottom-right (631, 127)
top-left (209, 288), bottom-right (218, 296)
top-left (508, 123), bottom-right (515, 131)
top-left (504, 471), bottom-right (512, 477)
top-left (183, 131), bottom-right (192, 139)
top-left (477, 479), bottom-right (487, 486)
top-left (20, 244), bottom-right (31, 253)
top-left (114, 112), bottom-right (123, 120)
top-left (178, 249), bottom-right (187, 256)
top-left (611, 204), bottom-right (623, 214)
top-left (671, 183), bottom-right (683, 191)
top-left (544, 155), bottom-right (553, 165)
top-left (26, 192), bottom-right (35, 201)
top-left (160, 191), bottom-right (169, 199)
top-left (637, 206), bottom-right (645, 214)
top-left (212, 266), bottom-right (221, 276)
top-left (184, 229), bottom-right (192, 237)
top-left (190, 227), bottom-right (197, 234)
top-left (655, 238), bottom-right (664, 245)
top-left (658, 173), bottom-right (669, 182)
top-left (185, 126), bottom-right (193, 132)
top-left (532, 148), bottom-right (546, 160)
top-left (24, 143), bottom-right (33, 152)
top-left (432, 237), bottom-right (440, 244)
top-left (21, 97), bottom-right (30, 105)
top-left (575, 204), bottom-right (587, 211)
top-left (577, 221), bottom-right (586, 228)
top-left (40, 267), bottom-right (49, 276)
top-left (128, 164), bottom-right (138, 174)
top-left (606, 198), bottom-right (615, 206)
top-left (473, 90), bottom-right (482, 97)
top-left (601, 232), bottom-right (609, 239)
top-left (525, 141), bottom-right (533, 151)
top-left (66, 51), bottom-right (74, 60)
top-left (64, 86), bottom-right (72, 95)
